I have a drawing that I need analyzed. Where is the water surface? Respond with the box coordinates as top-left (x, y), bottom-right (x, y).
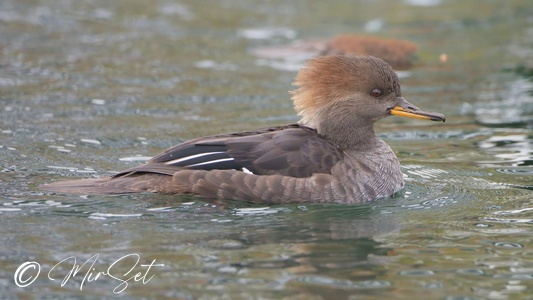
top-left (1, 0), bottom-right (532, 298)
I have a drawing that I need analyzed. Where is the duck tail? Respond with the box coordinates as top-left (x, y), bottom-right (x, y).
top-left (40, 177), bottom-right (137, 195)
top-left (40, 173), bottom-right (180, 195)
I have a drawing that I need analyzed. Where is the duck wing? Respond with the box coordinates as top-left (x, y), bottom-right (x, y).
top-left (114, 124), bottom-right (343, 178)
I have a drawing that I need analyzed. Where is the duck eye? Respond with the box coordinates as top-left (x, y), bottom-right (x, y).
top-left (371, 88), bottom-right (382, 97)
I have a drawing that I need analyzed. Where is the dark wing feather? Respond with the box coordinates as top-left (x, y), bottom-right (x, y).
top-left (224, 126), bottom-right (344, 177)
top-left (148, 124), bottom-right (297, 163)
top-left (117, 163), bottom-right (184, 176)
top-left (114, 124), bottom-right (343, 179)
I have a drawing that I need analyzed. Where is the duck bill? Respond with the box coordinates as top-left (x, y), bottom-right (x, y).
top-left (390, 97), bottom-right (446, 122)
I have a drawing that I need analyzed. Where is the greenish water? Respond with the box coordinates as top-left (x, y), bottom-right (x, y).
top-left (1, 0), bottom-right (532, 298)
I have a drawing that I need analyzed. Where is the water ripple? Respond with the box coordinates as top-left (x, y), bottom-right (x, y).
top-left (233, 207), bottom-right (286, 216)
top-left (482, 206), bottom-right (533, 225)
top-left (293, 276), bottom-right (392, 289)
top-left (88, 212), bottom-right (143, 220)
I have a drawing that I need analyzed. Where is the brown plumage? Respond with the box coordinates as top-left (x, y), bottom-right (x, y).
top-left (251, 34), bottom-right (418, 70)
top-left (322, 35), bottom-right (418, 70)
top-left (41, 55), bottom-right (445, 204)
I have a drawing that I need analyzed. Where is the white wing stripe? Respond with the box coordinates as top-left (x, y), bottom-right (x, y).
top-left (187, 158), bottom-right (234, 167)
top-left (242, 167), bottom-right (254, 174)
top-left (164, 151), bottom-right (226, 165)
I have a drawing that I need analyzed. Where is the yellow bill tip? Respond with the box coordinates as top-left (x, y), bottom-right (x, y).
top-left (390, 106), bottom-right (445, 122)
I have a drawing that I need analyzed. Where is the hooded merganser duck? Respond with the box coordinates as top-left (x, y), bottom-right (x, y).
top-left (252, 34), bottom-right (418, 70)
top-left (322, 35), bottom-right (418, 70)
top-left (41, 55), bottom-right (445, 204)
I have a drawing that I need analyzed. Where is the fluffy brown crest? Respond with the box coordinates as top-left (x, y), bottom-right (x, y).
top-left (290, 55), bottom-right (400, 127)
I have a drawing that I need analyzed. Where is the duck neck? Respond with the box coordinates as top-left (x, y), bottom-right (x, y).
top-left (318, 117), bottom-right (380, 151)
